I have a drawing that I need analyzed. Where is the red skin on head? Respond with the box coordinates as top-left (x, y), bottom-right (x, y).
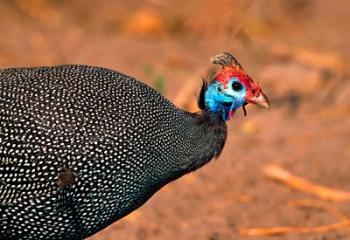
top-left (215, 66), bottom-right (262, 101)
top-left (215, 66), bottom-right (263, 116)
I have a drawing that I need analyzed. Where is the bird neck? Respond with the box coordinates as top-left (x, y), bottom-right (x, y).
top-left (182, 109), bottom-right (227, 172)
top-left (141, 109), bottom-right (227, 192)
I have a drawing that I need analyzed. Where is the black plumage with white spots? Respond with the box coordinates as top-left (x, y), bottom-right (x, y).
top-left (0, 65), bottom-right (227, 239)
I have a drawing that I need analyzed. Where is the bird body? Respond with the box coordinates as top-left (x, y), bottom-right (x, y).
top-left (0, 65), bottom-right (226, 239)
top-left (0, 53), bottom-right (269, 239)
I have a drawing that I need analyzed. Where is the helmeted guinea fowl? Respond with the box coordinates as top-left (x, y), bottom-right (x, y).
top-left (0, 52), bottom-right (269, 240)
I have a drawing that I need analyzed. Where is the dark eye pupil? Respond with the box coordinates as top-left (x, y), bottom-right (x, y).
top-left (232, 82), bottom-right (243, 91)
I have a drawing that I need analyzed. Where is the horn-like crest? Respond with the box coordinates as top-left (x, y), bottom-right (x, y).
top-left (210, 52), bottom-right (242, 69)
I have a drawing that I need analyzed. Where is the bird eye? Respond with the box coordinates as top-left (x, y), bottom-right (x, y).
top-left (231, 82), bottom-right (243, 91)
top-left (217, 86), bottom-right (223, 92)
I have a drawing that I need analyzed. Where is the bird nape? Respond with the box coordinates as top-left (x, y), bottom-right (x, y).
top-left (0, 52), bottom-right (269, 240)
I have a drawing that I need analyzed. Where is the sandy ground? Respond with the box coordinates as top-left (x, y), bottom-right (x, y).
top-left (1, 0), bottom-right (350, 239)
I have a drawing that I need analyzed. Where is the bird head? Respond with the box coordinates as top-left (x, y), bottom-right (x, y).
top-left (202, 52), bottom-right (270, 121)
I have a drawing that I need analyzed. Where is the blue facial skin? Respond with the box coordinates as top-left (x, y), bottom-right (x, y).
top-left (205, 77), bottom-right (246, 121)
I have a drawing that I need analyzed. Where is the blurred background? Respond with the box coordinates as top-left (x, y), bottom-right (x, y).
top-left (1, 0), bottom-right (349, 239)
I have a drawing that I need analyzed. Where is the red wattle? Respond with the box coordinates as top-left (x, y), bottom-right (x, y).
top-left (229, 110), bottom-right (235, 118)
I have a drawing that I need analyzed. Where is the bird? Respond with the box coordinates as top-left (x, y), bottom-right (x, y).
top-left (0, 52), bottom-right (269, 240)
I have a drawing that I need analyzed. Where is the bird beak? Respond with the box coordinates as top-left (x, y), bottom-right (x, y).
top-left (249, 91), bottom-right (270, 109)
